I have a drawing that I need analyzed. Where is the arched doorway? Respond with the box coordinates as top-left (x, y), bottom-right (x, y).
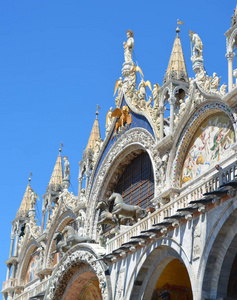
top-left (151, 258), bottom-right (193, 300)
top-left (201, 208), bottom-right (237, 299)
top-left (63, 269), bottom-right (102, 300)
top-left (128, 244), bottom-right (194, 300)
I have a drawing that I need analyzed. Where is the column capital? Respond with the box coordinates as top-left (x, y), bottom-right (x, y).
top-left (159, 106), bottom-right (166, 114)
top-left (226, 52), bottom-right (235, 61)
top-left (168, 96), bottom-right (176, 105)
top-left (78, 176), bottom-right (83, 183)
top-left (85, 171), bottom-right (91, 177)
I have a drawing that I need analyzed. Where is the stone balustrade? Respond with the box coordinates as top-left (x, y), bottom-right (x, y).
top-left (14, 279), bottom-right (49, 300)
top-left (106, 157), bottom-right (237, 252)
top-left (2, 278), bottom-right (17, 292)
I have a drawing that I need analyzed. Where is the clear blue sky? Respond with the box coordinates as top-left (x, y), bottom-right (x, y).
top-left (0, 0), bottom-right (236, 294)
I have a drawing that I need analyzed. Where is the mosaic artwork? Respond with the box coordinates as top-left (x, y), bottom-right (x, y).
top-left (182, 113), bottom-right (235, 184)
top-left (24, 254), bottom-right (40, 284)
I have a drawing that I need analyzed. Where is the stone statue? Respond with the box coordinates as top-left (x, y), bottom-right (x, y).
top-left (29, 188), bottom-right (38, 210)
top-left (62, 225), bottom-right (95, 247)
top-left (211, 72), bottom-right (221, 92)
top-left (107, 192), bottom-right (147, 228)
top-left (147, 96), bottom-right (153, 109)
top-left (196, 67), bottom-right (206, 86)
top-left (96, 200), bottom-right (132, 236)
top-left (138, 78), bottom-right (152, 101)
top-left (160, 153), bottom-right (169, 185)
top-left (123, 30), bottom-right (134, 62)
top-left (152, 83), bottom-right (159, 103)
top-left (204, 75), bottom-right (212, 92)
top-left (105, 107), bottom-right (113, 136)
top-left (114, 78), bottom-right (123, 106)
top-left (220, 83), bottom-right (227, 96)
top-left (189, 31), bottom-right (203, 58)
top-left (63, 156), bottom-right (70, 179)
top-left (50, 226), bottom-right (96, 260)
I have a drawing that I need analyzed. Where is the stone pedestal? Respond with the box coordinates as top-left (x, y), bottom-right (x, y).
top-left (122, 61), bottom-right (133, 83)
top-left (62, 178), bottom-right (70, 190)
top-left (191, 56), bottom-right (204, 74)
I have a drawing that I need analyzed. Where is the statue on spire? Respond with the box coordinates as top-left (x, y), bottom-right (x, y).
top-left (189, 31), bottom-right (203, 59)
top-left (123, 30), bottom-right (134, 62)
top-left (63, 156), bottom-right (70, 179)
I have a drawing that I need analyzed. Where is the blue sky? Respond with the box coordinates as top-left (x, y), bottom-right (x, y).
top-left (0, 0), bottom-right (236, 294)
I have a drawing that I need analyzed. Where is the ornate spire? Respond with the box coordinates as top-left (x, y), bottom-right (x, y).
top-left (85, 106), bottom-right (101, 152)
top-left (47, 144), bottom-right (63, 191)
top-left (163, 20), bottom-right (188, 84)
top-left (16, 172), bottom-right (32, 218)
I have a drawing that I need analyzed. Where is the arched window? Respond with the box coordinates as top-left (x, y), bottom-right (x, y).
top-left (115, 152), bottom-right (154, 209)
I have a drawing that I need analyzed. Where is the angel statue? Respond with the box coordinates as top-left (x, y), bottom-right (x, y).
top-left (152, 83), bottom-right (159, 102)
top-left (138, 78), bottom-right (152, 101)
top-left (113, 77), bottom-right (123, 107)
top-left (129, 63), bottom-right (144, 83)
top-left (123, 30), bottom-right (134, 62)
top-left (111, 105), bottom-right (132, 138)
top-left (63, 156), bottom-right (70, 179)
top-left (105, 107), bottom-right (113, 136)
top-left (189, 31), bottom-right (203, 58)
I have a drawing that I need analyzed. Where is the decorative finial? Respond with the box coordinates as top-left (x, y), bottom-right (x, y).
top-left (59, 142), bottom-right (63, 153)
top-left (96, 104), bottom-right (101, 119)
top-left (29, 172), bottom-right (32, 185)
top-left (176, 19), bottom-right (184, 35)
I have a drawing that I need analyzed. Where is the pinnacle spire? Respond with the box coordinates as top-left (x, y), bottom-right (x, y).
top-left (47, 144), bottom-right (63, 190)
top-left (85, 106), bottom-right (101, 152)
top-left (163, 21), bottom-right (188, 84)
top-left (16, 172), bottom-right (33, 218)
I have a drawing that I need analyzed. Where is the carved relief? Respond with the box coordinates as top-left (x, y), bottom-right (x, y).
top-left (45, 250), bottom-right (108, 300)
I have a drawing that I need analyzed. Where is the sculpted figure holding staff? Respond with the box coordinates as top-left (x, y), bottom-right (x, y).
top-left (124, 30), bottom-right (134, 62)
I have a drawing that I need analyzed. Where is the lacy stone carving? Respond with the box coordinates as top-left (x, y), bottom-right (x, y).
top-left (45, 250), bottom-right (108, 300)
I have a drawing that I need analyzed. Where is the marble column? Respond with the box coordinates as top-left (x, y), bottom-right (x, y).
top-left (41, 209), bottom-right (46, 233)
top-left (85, 171), bottom-right (90, 193)
top-left (78, 176), bottom-right (83, 200)
top-left (13, 234), bottom-right (19, 257)
top-left (169, 97), bottom-right (176, 133)
top-left (9, 235), bottom-right (15, 258)
top-left (6, 265), bottom-right (11, 280)
top-left (159, 106), bottom-right (165, 140)
top-left (226, 52), bottom-right (235, 91)
top-left (47, 204), bottom-right (52, 222)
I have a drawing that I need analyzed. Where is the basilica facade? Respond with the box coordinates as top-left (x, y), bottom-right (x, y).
top-left (3, 8), bottom-right (237, 300)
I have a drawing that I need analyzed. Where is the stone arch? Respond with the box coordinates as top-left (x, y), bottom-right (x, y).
top-left (170, 101), bottom-right (236, 187)
top-left (198, 198), bottom-right (237, 299)
top-left (44, 244), bottom-right (112, 300)
top-left (18, 241), bottom-right (39, 285)
top-left (227, 27), bottom-right (237, 53)
top-left (173, 85), bottom-right (189, 97)
top-left (126, 238), bottom-right (195, 300)
top-left (86, 128), bottom-right (158, 237)
top-left (46, 211), bottom-right (76, 267)
top-left (160, 87), bottom-right (171, 107)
